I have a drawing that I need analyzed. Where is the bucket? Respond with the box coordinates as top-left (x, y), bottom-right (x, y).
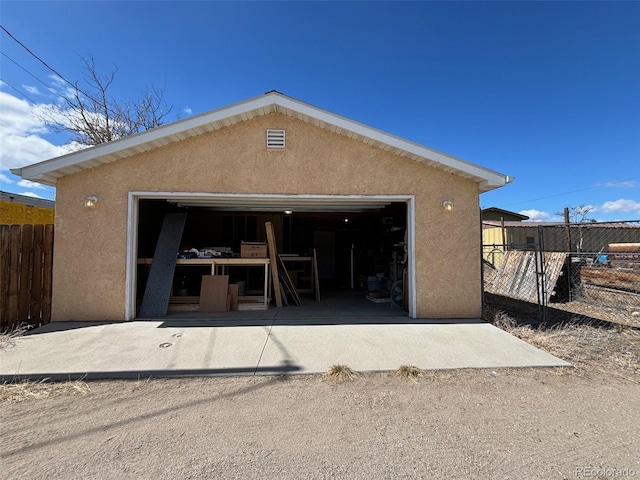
top-left (236, 281), bottom-right (246, 296)
top-left (367, 276), bottom-right (379, 292)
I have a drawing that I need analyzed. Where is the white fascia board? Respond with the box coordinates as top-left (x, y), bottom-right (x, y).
top-left (14, 91), bottom-right (511, 191)
top-left (15, 93), bottom-right (279, 182)
top-left (479, 175), bottom-right (515, 193)
top-left (13, 171), bottom-right (58, 186)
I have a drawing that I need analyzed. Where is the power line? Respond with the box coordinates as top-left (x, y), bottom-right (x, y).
top-left (0, 25), bottom-right (82, 96)
top-left (0, 77), bottom-right (39, 104)
top-left (502, 187), bottom-right (601, 207)
top-left (0, 77), bottom-right (72, 129)
top-left (1, 26), bottom-right (171, 146)
top-left (0, 24), bottom-right (120, 119)
top-left (1, 51), bottom-right (51, 90)
top-left (501, 177), bottom-right (640, 208)
top-left (0, 51), bottom-right (69, 102)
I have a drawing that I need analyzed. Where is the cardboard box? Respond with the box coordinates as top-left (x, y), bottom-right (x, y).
top-left (199, 275), bottom-right (230, 312)
top-left (240, 241), bottom-right (267, 258)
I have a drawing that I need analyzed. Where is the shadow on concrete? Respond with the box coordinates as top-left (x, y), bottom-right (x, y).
top-left (157, 317), bottom-right (485, 328)
top-left (23, 321), bottom-right (126, 335)
top-left (1, 362), bottom-right (301, 382)
top-left (22, 317), bottom-right (487, 334)
top-left (158, 318), bottom-right (274, 328)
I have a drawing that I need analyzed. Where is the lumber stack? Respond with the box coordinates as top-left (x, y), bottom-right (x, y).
top-left (581, 267), bottom-right (640, 293)
top-left (265, 221), bottom-right (303, 306)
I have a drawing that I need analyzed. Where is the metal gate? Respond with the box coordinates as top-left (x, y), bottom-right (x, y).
top-left (483, 220), bottom-right (640, 325)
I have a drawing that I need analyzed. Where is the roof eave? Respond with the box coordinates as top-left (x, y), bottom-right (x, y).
top-left (479, 175), bottom-right (515, 193)
top-left (12, 92), bottom-right (513, 191)
top-left (13, 93), bottom-right (280, 184)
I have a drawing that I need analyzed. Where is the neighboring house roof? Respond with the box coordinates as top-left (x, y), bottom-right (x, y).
top-left (11, 91), bottom-right (513, 192)
top-left (0, 190), bottom-right (55, 209)
top-left (481, 207), bottom-right (529, 221)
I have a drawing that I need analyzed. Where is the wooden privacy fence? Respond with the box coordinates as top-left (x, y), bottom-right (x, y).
top-left (1, 224), bottom-right (54, 331)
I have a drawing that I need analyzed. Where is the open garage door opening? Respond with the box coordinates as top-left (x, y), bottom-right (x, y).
top-left (131, 194), bottom-right (413, 320)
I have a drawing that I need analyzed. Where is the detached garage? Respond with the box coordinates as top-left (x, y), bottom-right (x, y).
top-left (12, 92), bottom-right (512, 321)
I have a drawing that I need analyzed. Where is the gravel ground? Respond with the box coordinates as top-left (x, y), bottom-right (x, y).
top-left (3, 305), bottom-right (639, 480)
top-left (2, 367), bottom-right (639, 480)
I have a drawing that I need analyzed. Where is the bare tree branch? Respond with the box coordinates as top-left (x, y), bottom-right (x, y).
top-left (37, 54), bottom-right (172, 146)
top-left (555, 204), bottom-right (597, 252)
top-left (555, 205), bottom-right (596, 224)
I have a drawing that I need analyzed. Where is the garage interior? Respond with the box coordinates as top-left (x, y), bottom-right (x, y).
top-left (135, 197), bottom-right (410, 318)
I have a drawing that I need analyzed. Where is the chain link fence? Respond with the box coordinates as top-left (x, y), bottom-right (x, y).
top-left (483, 220), bottom-right (640, 326)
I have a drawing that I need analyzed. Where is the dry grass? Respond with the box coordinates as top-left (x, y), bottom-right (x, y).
top-left (0, 379), bottom-right (91, 403)
top-left (0, 323), bottom-right (31, 350)
top-left (482, 305), bottom-right (517, 330)
top-left (484, 305), bottom-right (640, 379)
top-left (396, 365), bottom-right (423, 383)
top-left (130, 376), bottom-right (152, 393)
top-left (324, 364), bottom-right (358, 383)
top-left (510, 324), bottom-right (640, 375)
top-left (555, 299), bottom-right (640, 328)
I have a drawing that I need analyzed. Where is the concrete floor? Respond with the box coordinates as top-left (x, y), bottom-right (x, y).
top-left (162, 288), bottom-right (410, 321)
top-left (1, 292), bottom-right (570, 380)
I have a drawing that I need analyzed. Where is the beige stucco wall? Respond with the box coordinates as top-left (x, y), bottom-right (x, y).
top-left (53, 112), bottom-right (482, 321)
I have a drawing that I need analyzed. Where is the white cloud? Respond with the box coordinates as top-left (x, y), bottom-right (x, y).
top-left (183, 107), bottom-right (192, 116)
top-left (18, 179), bottom-right (46, 190)
top-left (59, 141), bottom-right (87, 154)
top-left (519, 209), bottom-right (558, 222)
top-left (0, 90), bottom-right (71, 169)
top-left (0, 172), bottom-right (14, 185)
top-left (48, 74), bottom-right (76, 99)
top-left (23, 85), bottom-right (41, 96)
top-left (0, 91), bottom-right (48, 134)
top-left (599, 180), bottom-right (637, 188)
top-left (20, 191), bottom-right (44, 199)
top-left (600, 199), bottom-right (640, 215)
top-left (37, 97), bottom-right (129, 142)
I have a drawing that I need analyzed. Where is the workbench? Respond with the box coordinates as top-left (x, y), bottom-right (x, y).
top-left (137, 257), bottom-right (271, 310)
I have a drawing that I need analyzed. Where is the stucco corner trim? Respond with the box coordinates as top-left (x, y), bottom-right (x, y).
top-left (125, 192), bottom-right (139, 321)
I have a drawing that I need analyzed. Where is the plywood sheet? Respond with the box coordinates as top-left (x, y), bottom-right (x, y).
top-left (199, 275), bottom-right (230, 313)
top-left (139, 212), bottom-right (187, 318)
top-left (486, 251), bottom-right (567, 303)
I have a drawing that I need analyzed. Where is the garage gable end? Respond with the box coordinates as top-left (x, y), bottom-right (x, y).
top-left (11, 91), bottom-right (512, 192)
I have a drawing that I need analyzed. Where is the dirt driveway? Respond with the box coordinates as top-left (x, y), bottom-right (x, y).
top-left (2, 366), bottom-right (639, 480)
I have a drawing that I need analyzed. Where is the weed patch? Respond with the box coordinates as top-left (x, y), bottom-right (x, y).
top-left (324, 364), bottom-right (358, 383)
top-left (0, 379), bottom-right (91, 403)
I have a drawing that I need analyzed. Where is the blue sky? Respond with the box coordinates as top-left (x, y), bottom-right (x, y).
top-left (1, 1), bottom-right (639, 221)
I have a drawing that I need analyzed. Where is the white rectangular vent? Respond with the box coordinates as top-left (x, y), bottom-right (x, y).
top-left (266, 129), bottom-right (285, 148)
